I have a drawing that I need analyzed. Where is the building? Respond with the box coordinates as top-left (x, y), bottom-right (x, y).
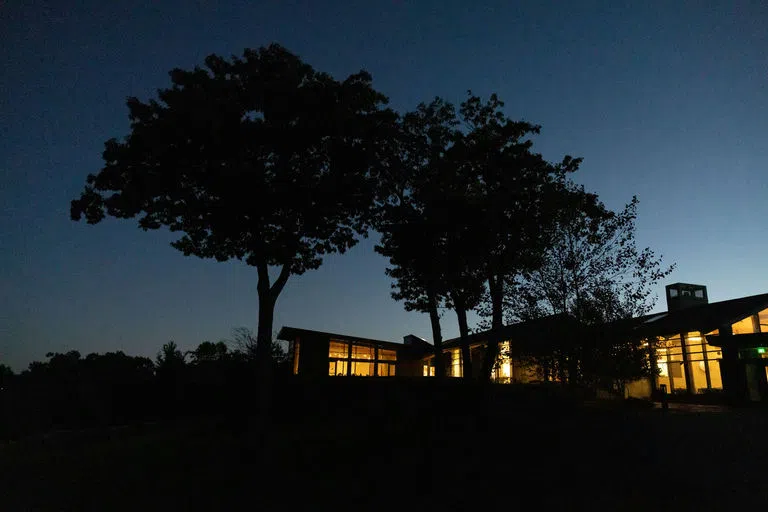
top-left (278, 283), bottom-right (768, 402)
top-left (277, 326), bottom-right (432, 378)
top-left (635, 283), bottom-right (768, 401)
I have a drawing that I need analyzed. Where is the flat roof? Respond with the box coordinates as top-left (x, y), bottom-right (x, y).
top-left (441, 313), bottom-right (580, 349)
top-left (636, 293), bottom-right (768, 338)
top-left (276, 326), bottom-right (406, 350)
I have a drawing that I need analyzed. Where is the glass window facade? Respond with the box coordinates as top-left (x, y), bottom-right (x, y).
top-left (450, 349), bottom-right (462, 378)
top-left (379, 349), bottom-right (397, 361)
top-left (329, 341), bottom-right (349, 359)
top-left (655, 331), bottom-right (723, 394)
top-left (351, 361), bottom-right (373, 376)
top-left (352, 345), bottom-right (374, 360)
top-left (757, 308), bottom-right (768, 333)
top-left (732, 315), bottom-right (758, 334)
top-left (328, 339), bottom-right (398, 377)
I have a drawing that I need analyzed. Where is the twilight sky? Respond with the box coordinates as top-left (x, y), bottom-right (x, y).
top-left (1, 1), bottom-right (767, 371)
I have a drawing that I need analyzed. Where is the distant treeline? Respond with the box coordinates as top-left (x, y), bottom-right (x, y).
top-left (0, 335), bottom-right (289, 441)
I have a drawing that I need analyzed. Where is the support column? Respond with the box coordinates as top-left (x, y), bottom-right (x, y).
top-left (679, 332), bottom-right (694, 394)
top-left (647, 338), bottom-right (658, 391)
top-left (718, 325), bottom-right (743, 403)
top-left (699, 331), bottom-right (712, 390)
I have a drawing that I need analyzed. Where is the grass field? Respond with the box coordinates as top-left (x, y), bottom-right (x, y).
top-left (2, 380), bottom-right (768, 510)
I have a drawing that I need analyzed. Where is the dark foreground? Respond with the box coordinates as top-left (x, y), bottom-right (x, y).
top-left (2, 379), bottom-right (768, 510)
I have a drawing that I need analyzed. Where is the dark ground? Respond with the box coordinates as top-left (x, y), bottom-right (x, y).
top-left (2, 379), bottom-right (767, 510)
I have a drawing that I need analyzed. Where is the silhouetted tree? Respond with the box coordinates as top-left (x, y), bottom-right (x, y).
top-left (70, 43), bottom-right (396, 378)
top-left (510, 181), bottom-right (675, 390)
top-left (188, 341), bottom-right (229, 363)
top-left (0, 364), bottom-right (13, 390)
top-left (228, 326), bottom-right (287, 364)
top-left (456, 93), bottom-right (580, 380)
top-left (156, 341), bottom-right (186, 371)
top-left (154, 341), bottom-right (187, 412)
top-left (11, 350), bottom-right (156, 430)
top-left (375, 98), bottom-right (461, 377)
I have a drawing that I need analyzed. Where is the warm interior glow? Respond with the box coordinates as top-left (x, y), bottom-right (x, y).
top-left (329, 360), bottom-right (348, 376)
top-left (656, 332), bottom-right (724, 392)
top-left (658, 356), bottom-right (668, 377)
top-left (732, 316), bottom-right (758, 335)
top-left (379, 349), bottom-right (397, 361)
top-left (378, 363), bottom-right (396, 376)
top-left (451, 348), bottom-right (462, 378)
top-left (351, 361), bottom-right (373, 376)
top-left (352, 344), bottom-right (374, 359)
top-left (329, 341), bottom-right (348, 358)
top-left (328, 341), bottom-right (397, 377)
top-left (293, 340), bottom-right (301, 375)
top-left (758, 308), bottom-right (768, 333)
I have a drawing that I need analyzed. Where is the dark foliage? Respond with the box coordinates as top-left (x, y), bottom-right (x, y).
top-left (70, 43), bottom-right (397, 364)
top-left (507, 181), bottom-right (675, 391)
top-left (0, 335), bottom-right (290, 441)
top-left (375, 97), bottom-right (461, 376)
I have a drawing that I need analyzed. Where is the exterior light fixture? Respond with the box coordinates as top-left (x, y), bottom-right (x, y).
top-left (757, 348), bottom-right (766, 354)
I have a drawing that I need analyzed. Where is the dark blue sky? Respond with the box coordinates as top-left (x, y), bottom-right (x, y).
top-left (2, 1), bottom-right (767, 371)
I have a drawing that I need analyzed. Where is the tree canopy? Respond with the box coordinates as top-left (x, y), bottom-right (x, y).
top-left (508, 180), bottom-right (675, 389)
top-left (71, 43), bottom-right (396, 361)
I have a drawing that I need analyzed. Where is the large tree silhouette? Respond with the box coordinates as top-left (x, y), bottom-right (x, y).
top-left (453, 93), bottom-right (580, 380)
top-left (510, 181), bottom-right (675, 389)
top-left (376, 98), bottom-right (461, 377)
top-left (70, 44), bottom-right (395, 371)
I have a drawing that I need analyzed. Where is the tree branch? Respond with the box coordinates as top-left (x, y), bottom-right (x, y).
top-left (270, 264), bottom-right (292, 299)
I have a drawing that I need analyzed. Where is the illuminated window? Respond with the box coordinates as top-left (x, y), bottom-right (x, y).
top-left (378, 349), bottom-right (397, 361)
top-left (292, 340), bottom-right (301, 375)
top-left (351, 344), bottom-right (374, 359)
top-left (329, 360), bottom-right (348, 376)
top-left (758, 308), bottom-right (768, 333)
top-left (329, 341), bottom-right (349, 358)
top-left (732, 316), bottom-right (758, 335)
top-left (451, 349), bottom-right (462, 378)
top-left (378, 363), bottom-right (396, 376)
top-left (657, 356), bottom-right (668, 377)
top-left (351, 361), bottom-right (373, 376)
top-left (423, 364), bottom-right (435, 376)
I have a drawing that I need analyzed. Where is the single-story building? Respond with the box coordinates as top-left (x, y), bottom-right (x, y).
top-left (277, 283), bottom-right (768, 402)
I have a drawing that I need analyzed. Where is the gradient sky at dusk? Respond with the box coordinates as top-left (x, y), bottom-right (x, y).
top-left (2, 1), bottom-right (767, 371)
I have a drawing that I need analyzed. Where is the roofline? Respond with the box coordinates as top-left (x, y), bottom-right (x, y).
top-left (440, 313), bottom-right (579, 349)
top-left (637, 292), bottom-right (768, 338)
top-left (276, 326), bottom-right (405, 349)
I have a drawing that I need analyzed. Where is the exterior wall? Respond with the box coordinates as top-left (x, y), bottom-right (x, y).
top-left (655, 331), bottom-right (723, 394)
top-left (396, 360), bottom-right (425, 377)
top-left (296, 334), bottom-right (331, 377)
top-left (291, 333), bottom-right (411, 378)
top-left (625, 378), bottom-right (652, 399)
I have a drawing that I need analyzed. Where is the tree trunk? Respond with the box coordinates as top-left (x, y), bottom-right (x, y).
top-left (254, 263), bottom-right (291, 420)
top-left (453, 294), bottom-right (473, 380)
top-left (481, 274), bottom-right (504, 380)
top-left (427, 285), bottom-right (445, 378)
